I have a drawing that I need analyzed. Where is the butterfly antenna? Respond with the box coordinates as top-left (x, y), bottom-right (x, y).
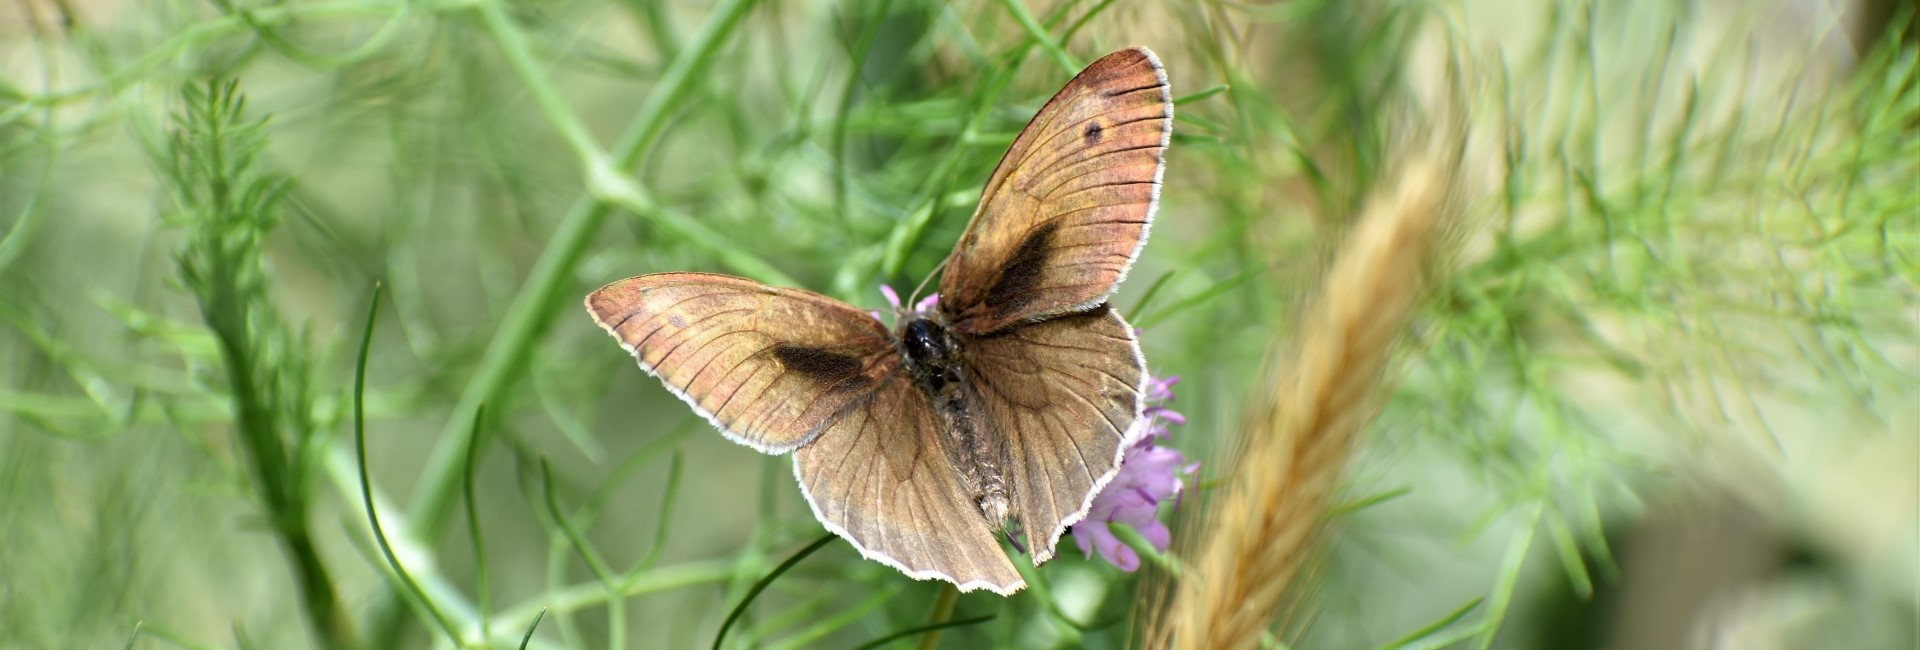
top-left (904, 257), bottom-right (949, 310)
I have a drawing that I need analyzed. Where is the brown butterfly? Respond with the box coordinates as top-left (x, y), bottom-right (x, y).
top-left (586, 47), bottom-right (1170, 595)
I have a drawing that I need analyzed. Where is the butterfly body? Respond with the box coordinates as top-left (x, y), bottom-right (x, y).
top-left (899, 314), bottom-right (1012, 529)
top-left (588, 47), bottom-right (1171, 595)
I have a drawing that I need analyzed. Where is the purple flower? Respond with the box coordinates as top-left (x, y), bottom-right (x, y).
top-left (1145, 374), bottom-right (1178, 402)
top-left (878, 284), bottom-right (940, 319)
top-left (1071, 374), bottom-right (1196, 571)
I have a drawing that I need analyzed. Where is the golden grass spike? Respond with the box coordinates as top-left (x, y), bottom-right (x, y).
top-left (1153, 158), bottom-right (1453, 649)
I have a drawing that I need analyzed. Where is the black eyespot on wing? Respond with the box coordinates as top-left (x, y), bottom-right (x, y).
top-left (1083, 121), bottom-right (1103, 144)
top-left (984, 222), bottom-right (1059, 320)
top-left (773, 345), bottom-right (871, 391)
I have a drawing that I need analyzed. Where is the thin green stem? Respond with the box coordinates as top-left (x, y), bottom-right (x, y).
top-left (915, 586), bottom-right (958, 650)
top-left (1059, 0), bottom-right (1118, 45)
top-left (1108, 522), bottom-right (1182, 578)
top-left (1471, 501), bottom-right (1543, 650)
top-left (518, 609), bottom-right (548, 650)
top-left (833, 0), bottom-right (897, 238)
top-left (208, 0), bottom-right (413, 69)
top-left (851, 614), bottom-right (995, 650)
top-left (405, 0), bottom-right (766, 546)
top-left (491, 560), bottom-right (735, 639)
top-left (323, 447), bottom-right (501, 646)
top-left (1011, 554), bottom-right (1084, 642)
top-left (354, 285), bottom-right (468, 648)
top-left (473, 0), bottom-right (790, 281)
top-left (1, 0), bottom-right (432, 115)
top-left (713, 534), bottom-right (837, 650)
top-left (461, 404), bottom-right (493, 641)
top-left (625, 447), bottom-right (683, 577)
top-left (533, 459), bottom-right (628, 650)
top-left (874, 43), bottom-right (1040, 282)
top-left (538, 461), bottom-right (620, 586)
top-left (0, 147), bottom-right (54, 280)
top-left (998, 0), bottom-right (1077, 74)
top-left (763, 586), bottom-right (902, 650)
top-left (474, 0), bottom-right (612, 173)
top-left (1127, 270), bottom-right (1178, 320)
top-left (1373, 598), bottom-right (1482, 650)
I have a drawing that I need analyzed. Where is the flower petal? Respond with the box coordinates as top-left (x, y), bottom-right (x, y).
top-left (1068, 371), bottom-right (1193, 572)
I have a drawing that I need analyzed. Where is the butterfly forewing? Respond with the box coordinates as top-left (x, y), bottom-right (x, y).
top-left (792, 375), bottom-right (1025, 594)
top-left (586, 273), bottom-right (895, 453)
top-left (940, 47), bottom-right (1171, 333)
top-left (959, 304), bottom-right (1147, 562)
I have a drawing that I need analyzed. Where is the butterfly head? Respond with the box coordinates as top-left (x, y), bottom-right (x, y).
top-left (900, 317), bottom-right (952, 367)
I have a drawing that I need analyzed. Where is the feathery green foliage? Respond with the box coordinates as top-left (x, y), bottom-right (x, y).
top-left (0, 0), bottom-right (1912, 648)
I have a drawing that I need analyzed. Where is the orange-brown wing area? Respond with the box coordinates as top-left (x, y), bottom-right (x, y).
top-left (960, 304), bottom-right (1146, 563)
top-left (940, 47), bottom-right (1171, 334)
top-left (793, 374), bottom-right (1025, 594)
top-left (585, 272), bottom-right (895, 454)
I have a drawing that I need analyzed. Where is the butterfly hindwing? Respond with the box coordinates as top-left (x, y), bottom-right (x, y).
top-left (586, 273), bottom-right (895, 453)
top-left (940, 47), bottom-right (1171, 333)
top-left (792, 374), bottom-right (1026, 594)
top-left (960, 304), bottom-right (1147, 563)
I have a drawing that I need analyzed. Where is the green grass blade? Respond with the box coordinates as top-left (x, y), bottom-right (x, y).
top-left (850, 615), bottom-right (997, 650)
top-left (353, 283), bottom-right (468, 647)
top-left (713, 533), bottom-right (839, 650)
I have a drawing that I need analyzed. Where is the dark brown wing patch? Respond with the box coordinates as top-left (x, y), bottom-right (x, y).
top-left (983, 221), bottom-right (1059, 321)
top-left (938, 47), bottom-right (1171, 334)
top-left (585, 273), bottom-right (896, 453)
top-left (772, 345), bottom-right (873, 391)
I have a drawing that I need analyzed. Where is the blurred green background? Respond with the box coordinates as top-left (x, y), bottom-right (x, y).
top-left (1, 0), bottom-right (1913, 648)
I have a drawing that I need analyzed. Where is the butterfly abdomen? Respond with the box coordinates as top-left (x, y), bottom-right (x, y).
top-left (901, 318), bottom-right (1012, 529)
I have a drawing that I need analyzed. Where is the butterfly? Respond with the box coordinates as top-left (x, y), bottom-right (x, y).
top-left (585, 47), bottom-right (1170, 595)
